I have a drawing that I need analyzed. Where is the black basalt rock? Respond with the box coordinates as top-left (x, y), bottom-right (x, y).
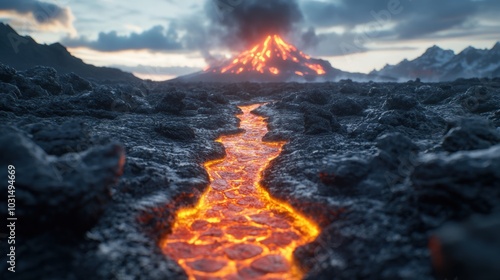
top-left (304, 113), bottom-right (332, 135)
top-left (412, 145), bottom-right (500, 226)
top-left (330, 97), bottom-right (364, 116)
top-left (430, 213), bottom-right (500, 280)
top-left (59, 73), bottom-right (93, 94)
top-left (0, 81), bottom-right (21, 99)
top-left (86, 86), bottom-right (117, 110)
top-left (441, 118), bottom-right (500, 152)
top-left (30, 120), bottom-right (91, 156)
top-left (0, 63), bottom-right (16, 83)
top-left (155, 122), bottom-right (196, 141)
top-left (383, 94), bottom-right (418, 110)
top-left (459, 86), bottom-right (499, 113)
top-left (23, 66), bottom-right (63, 95)
top-left (12, 74), bottom-right (49, 98)
top-left (155, 90), bottom-right (186, 114)
top-left (0, 128), bottom-right (125, 234)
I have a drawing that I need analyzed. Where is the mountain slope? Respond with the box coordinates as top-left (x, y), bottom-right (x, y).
top-left (174, 35), bottom-right (383, 82)
top-left (0, 23), bottom-right (139, 82)
top-left (372, 43), bottom-right (500, 81)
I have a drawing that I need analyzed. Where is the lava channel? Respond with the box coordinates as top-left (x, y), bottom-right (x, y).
top-left (161, 104), bottom-right (320, 279)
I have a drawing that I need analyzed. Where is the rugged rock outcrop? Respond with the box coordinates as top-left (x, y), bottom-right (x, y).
top-left (1, 63), bottom-right (499, 279)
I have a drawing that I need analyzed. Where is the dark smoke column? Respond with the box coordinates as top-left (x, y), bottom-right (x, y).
top-left (208, 0), bottom-right (303, 48)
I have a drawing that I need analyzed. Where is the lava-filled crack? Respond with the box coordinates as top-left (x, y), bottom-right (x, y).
top-left (161, 104), bottom-right (320, 279)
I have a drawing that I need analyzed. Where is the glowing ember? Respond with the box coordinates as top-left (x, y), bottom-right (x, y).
top-left (161, 105), bottom-right (320, 279)
top-left (206, 35), bottom-right (327, 77)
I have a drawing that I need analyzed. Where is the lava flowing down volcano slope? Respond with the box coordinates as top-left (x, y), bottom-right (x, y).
top-left (161, 105), bottom-right (320, 279)
top-left (174, 35), bottom-right (346, 82)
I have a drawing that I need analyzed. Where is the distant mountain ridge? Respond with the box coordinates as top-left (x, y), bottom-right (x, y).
top-left (372, 42), bottom-right (500, 81)
top-left (0, 23), bottom-right (139, 82)
top-left (2, 22), bottom-right (498, 83)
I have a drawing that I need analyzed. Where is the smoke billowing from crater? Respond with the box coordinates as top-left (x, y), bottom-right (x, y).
top-left (207, 0), bottom-right (303, 49)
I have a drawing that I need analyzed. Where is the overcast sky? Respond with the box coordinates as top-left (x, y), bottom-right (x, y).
top-left (1, 0), bottom-right (499, 80)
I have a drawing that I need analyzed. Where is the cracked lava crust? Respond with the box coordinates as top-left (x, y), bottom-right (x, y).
top-left (161, 104), bottom-right (320, 280)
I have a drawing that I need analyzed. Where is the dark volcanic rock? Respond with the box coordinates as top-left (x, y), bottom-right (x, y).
top-left (339, 83), bottom-right (358, 94)
top-left (319, 157), bottom-right (370, 186)
top-left (298, 89), bottom-right (331, 105)
top-left (301, 103), bottom-right (343, 135)
top-left (415, 85), bottom-right (451, 104)
top-left (2, 74), bottom-right (500, 280)
top-left (22, 66), bottom-right (63, 95)
top-left (304, 113), bottom-right (332, 135)
top-left (155, 122), bottom-right (196, 141)
top-left (412, 145), bottom-right (500, 226)
top-left (0, 81), bottom-right (21, 98)
top-left (86, 86), bottom-right (123, 111)
top-left (330, 97), bottom-right (364, 116)
top-left (0, 63), bottom-right (16, 82)
top-left (368, 86), bottom-right (384, 96)
top-left (377, 109), bottom-right (428, 129)
top-left (59, 72), bottom-right (93, 94)
top-left (208, 92), bottom-right (229, 105)
top-left (30, 120), bottom-right (91, 156)
top-left (0, 128), bottom-right (124, 233)
top-left (430, 213), bottom-right (500, 280)
top-left (376, 132), bottom-right (419, 158)
top-left (459, 86), bottom-right (500, 113)
top-left (490, 110), bottom-right (500, 127)
top-left (155, 90), bottom-right (186, 114)
top-left (0, 92), bottom-right (17, 112)
top-left (384, 94), bottom-right (418, 110)
top-left (441, 118), bottom-right (500, 152)
top-left (12, 74), bottom-right (49, 98)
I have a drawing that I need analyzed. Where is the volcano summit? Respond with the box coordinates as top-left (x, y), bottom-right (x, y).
top-left (175, 35), bottom-right (348, 82)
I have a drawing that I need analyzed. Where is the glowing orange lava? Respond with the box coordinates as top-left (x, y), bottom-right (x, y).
top-left (208, 35), bottom-right (327, 77)
top-left (161, 105), bottom-right (320, 280)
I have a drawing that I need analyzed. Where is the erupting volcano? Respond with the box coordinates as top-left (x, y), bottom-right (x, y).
top-left (176, 35), bottom-right (345, 82)
top-left (161, 105), bottom-right (319, 279)
top-left (212, 35), bottom-right (327, 76)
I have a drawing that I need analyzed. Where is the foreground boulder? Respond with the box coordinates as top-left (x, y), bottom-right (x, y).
top-left (430, 213), bottom-right (500, 280)
top-left (0, 127), bottom-right (125, 234)
top-left (412, 145), bottom-right (500, 226)
top-left (441, 118), bottom-right (500, 152)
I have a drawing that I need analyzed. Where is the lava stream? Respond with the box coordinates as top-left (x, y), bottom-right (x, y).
top-left (161, 104), bottom-right (320, 279)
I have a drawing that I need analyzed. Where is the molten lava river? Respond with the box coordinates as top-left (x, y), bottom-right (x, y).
top-left (161, 104), bottom-right (320, 280)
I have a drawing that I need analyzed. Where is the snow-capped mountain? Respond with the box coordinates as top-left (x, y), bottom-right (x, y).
top-left (372, 42), bottom-right (500, 81)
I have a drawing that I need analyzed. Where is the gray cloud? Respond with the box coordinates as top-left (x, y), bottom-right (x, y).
top-left (111, 64), bottom-right (201, 76)
top-left (301, 0), bottom-right (400, 28)
top-left (62, 25), bottom-right (182, 51)
top-left (299, 0), bottom-right (500, 56)
top-left (41, 0), bottom-right (500, 60)
top-left (302, 0), bottom-right (490, 39)
top-left (394, 0), bottom-right (479, 39)
top-left (297, 30), bottom-right (370, 56)
top-left (0, 0), bottom-right (73, 27)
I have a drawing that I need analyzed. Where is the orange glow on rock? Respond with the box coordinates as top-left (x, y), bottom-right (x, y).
top-left (207, 35), bottom-right (327, 77)
top-left (161, 105), bottom-right (320, 280)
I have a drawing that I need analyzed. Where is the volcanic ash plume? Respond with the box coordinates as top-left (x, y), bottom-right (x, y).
top-left (208, 0), bottom-right (303, 48)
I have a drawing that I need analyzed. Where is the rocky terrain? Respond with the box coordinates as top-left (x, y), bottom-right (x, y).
top-left (1, 62), bottom-right (500, 279)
